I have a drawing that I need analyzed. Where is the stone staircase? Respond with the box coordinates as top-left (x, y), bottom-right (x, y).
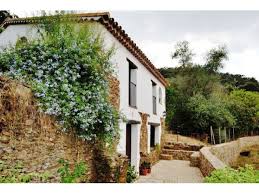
top-left (160, 141), bottom-right (203, 161)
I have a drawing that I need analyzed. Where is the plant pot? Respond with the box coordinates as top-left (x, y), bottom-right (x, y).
top-left (147, 168), bottom-right (151, 174)
top-left (140, 168), bottom-right (148, 176)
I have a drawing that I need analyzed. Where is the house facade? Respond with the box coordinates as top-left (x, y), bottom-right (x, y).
top-left (0, 12), bottom-right (167, 173)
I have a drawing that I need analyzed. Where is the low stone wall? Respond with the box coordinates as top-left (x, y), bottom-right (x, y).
top-left (210, 136), bottom-right (259, 166)
top-left (199, 147), bottom-right (226, 176)
top-left (199, 136), bottom-right (259, 176)
top-left (190, 152), bottom-right (200, 167)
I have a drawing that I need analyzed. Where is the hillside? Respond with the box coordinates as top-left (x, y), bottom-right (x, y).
top-left (159, 67), bottom-right (259, 92)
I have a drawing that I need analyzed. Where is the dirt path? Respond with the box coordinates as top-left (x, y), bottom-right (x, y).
top-left (163, 134), bottom-right (208, 146)
top-left (136, 160), bottom-right (204, 183)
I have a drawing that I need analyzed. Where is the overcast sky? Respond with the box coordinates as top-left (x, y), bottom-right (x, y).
top-left (12, 11), bottom-right (259, 81)
top-left (111, 11), bottom-right (259, 81)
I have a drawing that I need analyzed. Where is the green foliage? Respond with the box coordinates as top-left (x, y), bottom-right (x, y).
top-left (0, 160), bottom-right (53, 183)
top-left (171, 41), bottom-right (194, 67)
top-left (141, 161), bottom-right (151, 168)
top-left (0, 14), bottom-right (120, 143)
top-left (126, 164), bottom-right (137, 183)
top-left (204, 165), bottom-right (259, 183)
top-left (160, 41), bottom-right (259, 137)
top-left (204, 45), bottom-right (228, 73)
top-left (0, 27), bottom-right (4, 34)
top-left (187, 93), bottom-right (235, 130)
top-left (220, 73), bottom-right (259, 92)
top-left (164, 65), bottom-right (228, 133)
top-left (57, 159), bottom-right (88, 183)
top-left (228, 90), bottom-right (259, 135)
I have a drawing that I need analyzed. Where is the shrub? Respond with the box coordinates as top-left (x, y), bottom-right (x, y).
top-left (57, 159), bottom-right (88, 183)
top-left (0, 14), bottom-right (120, 143)
top-left (0, 27), bottom-right (4, 33)
top-left (204, 165), bottom-right (259, 183)
top-left (126, 164), bottom-right (137, 183)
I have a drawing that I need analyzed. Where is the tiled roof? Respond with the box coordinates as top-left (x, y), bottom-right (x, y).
top-left (1, 12), bottom-right (167, 86)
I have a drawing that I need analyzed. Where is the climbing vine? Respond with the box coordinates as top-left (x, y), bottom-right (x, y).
top-left (0, 14), bottom-right (119, 143)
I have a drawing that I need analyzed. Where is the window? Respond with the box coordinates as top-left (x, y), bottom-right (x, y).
top-left (159, 87), bottom-right (162, 104)
top-left (128, 59), bottom-right (137, 107)
top-left (152, 81), bottom-right (157, 114)
top-left (150, 125), bottom-right (155, 148)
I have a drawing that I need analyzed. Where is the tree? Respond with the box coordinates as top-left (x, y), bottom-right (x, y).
top-left (204, 45), bottom-right (228, 73)
top-left (228, 90), bottom-right (259, 136)
top-left (162, 40), bottom-right (259, 139)
top-left (187, 93), bottom-right (235, 133)
top-left (172, 41), bottom-right (194, 67)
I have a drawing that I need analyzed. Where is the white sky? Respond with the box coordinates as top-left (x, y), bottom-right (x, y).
top-left (11, 10), bottom-right (259, 81)
top-left (111, 11), bottom-right (259, 81)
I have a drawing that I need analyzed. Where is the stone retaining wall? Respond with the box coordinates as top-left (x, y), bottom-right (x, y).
top-left (0, 76), bottom-right (128, 183)
top-left (199, 136), bottom-right (259, 176)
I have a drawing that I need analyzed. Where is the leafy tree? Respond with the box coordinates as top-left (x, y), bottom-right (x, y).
top-left (171, 41), bottom-right (194, 67)
top-left (220, 73), bottom-right (259, 92)
top-left (187, 93), bottom-right (235, 133)
top-left (165, 66), bottom-right (226, 134)
top-left (204, 45), bottom-right (228, 73)
top-left (160, 40), bottom-right (259, 138)
top-left (228, 90), bottom-right (259, 136)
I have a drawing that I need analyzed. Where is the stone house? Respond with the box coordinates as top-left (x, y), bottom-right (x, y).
top-left (0, 12), bottom-right (167, 173)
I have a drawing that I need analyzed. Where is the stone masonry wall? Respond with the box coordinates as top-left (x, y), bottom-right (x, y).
top-left (108, 75), bottom-right (120, 110)
top-left (199, 136), bottom-right (259, 176)
top-left (139, 112), bottom-right (149, 155)
top-left (0, 76), bottom-right (127, 182)
top-left (210, 136), bottom-right (259, 166)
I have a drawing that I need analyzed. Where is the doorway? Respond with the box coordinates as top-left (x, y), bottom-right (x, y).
top-left (150, 125), bottom-right (155, 148)
top-left (126, 124), bottom-right (132, 162)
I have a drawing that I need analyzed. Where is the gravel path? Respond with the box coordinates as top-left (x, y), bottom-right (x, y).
top-left (136, 160), bottom-right (204, 183)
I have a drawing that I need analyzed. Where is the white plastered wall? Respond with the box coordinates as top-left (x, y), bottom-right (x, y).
top-left (130, 124), bottom-right (140, 174)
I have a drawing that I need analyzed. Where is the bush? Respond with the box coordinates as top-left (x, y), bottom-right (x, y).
top-left (0, 14), bottom-right (120, 143)
top-left (126, 164), bottom-right (137, 183)
top-left (57, 159), bottom-right (88, 183)
top-left (204, 165), bottom-right (259, 183)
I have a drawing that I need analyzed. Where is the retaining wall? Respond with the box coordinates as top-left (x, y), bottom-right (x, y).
top-left (199, 136), bottom-right (259, 176)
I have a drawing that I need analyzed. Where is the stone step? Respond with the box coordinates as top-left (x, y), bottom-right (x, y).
top-left (161, 149), bottom-right (195, 160)
top-left (160, 154), bottom-right (173, 160)
top-left (163, 143), bottom-right (203, 151)
top-left (190, 152), bottom-right (200, 167)
top-left (162, 148), bottom-right (194, 155)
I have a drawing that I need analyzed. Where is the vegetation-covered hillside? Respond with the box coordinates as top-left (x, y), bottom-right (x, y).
top-left (159, 41), bottom-right (259, 140)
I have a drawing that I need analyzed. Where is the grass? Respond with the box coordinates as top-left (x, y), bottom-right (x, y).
top-left (232, 145), bottom-right (259, 170)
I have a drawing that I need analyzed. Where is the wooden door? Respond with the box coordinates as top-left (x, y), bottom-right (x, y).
top-left (150, 125), bottom-right (155, 148)
top-left (126, 124), bottom-right (131, 161)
